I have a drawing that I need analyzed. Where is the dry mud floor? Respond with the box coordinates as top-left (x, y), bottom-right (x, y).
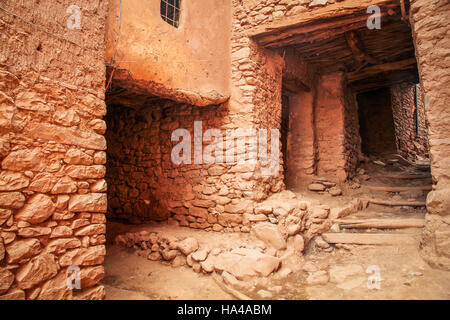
top-left (102, 222), bottom-right (450, 300)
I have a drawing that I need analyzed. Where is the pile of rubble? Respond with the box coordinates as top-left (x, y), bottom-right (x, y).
top-left (307, 177), bottom-right (343, 196)
top-left (114, 232), bottom-right (283, 281)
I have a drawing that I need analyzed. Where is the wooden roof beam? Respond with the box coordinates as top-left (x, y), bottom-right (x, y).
top-left (346, 57), bottom-right (417, 82)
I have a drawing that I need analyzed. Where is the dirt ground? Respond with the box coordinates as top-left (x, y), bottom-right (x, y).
top-left (102, 156), bottom-right (449, 300)
top-left (102, 223), bottom-right (450, 300)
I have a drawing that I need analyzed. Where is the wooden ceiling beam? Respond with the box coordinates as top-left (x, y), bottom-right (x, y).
top-left (346, 57), bottom-right (417, 82)
top-left (348, 69), bottom-right (419, 93)
top-left (250, 0), bottom-right (400, 48)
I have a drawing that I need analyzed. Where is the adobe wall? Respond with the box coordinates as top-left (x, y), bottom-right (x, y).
top-left (409, 0), bottom-right (450, 269)
top-left (282, 49), bottom-right (317, 188)
top-left (315, 72), bottom-right (360, 181)
top-left (391, 82), bottom-right (429, 161)
top-left (105, 0), bottom-right (232, 106)
top-left (104, 0), bottom-right (287, 233)
top-left (0, 0), bottom-right (108, 299)
top-left (285, 89), bottom-right (316, 188)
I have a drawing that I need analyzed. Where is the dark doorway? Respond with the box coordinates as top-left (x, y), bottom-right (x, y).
top-left (281, 93), bottom-right (290, 184)
top-left (357, 87), bottom-right (397, 156)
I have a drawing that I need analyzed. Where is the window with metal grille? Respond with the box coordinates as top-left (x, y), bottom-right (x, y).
top-left (160, 0), bottom-right (180, 28)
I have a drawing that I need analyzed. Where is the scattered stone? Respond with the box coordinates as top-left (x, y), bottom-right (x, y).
top-left (200, 258), bottom-right (215, 273)
top-left (192, 263), bottom-right (202, 273)
top-left (329, 187), bottom-right (342, 196)
top-left (315, 236), bottom-right (330, 249)
top-left (310, 206), bottom-right (329, 219)
top-left (252, 222), bottom-right (286, 250)
top-left (177, 237), bottom-right (199, 255)
top-left (308, 183), bottom-right (327, 192)
top-left (148, 252), bottom-right (162, 261)
top-left (172, 255), bottom-right (187, 267)
top-left (161, 250), bottom-right (178, 261)
top-left (192, 248), bottom-right (209, 262)
top-left (214, 249), bottom-right (281, 280)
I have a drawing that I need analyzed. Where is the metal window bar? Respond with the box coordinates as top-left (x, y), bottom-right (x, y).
top-left (161, 0), bottom-right (180, 28)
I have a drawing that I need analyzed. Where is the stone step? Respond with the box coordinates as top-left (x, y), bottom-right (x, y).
top-left (322, 232), bottom-right (419, 246)
top-left (363, 185), bottom-right (432, 192)
top-left (363, 198), bottom-right (426, 207)
top-left (334, 218), bottom-right (425, 229)
top-left (371, 173), bottom-right (431, 180)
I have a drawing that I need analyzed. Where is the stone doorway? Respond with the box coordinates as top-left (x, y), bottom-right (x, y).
top-left (357, 87), bottom-right (397, 157)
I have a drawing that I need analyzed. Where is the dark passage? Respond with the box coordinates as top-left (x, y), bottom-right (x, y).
top-left (357, 87), bottom-right (397, 156)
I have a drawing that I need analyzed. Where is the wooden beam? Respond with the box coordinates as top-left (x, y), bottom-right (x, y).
top-left (322, 233), bottom-right (418, 245)
top-left (348, 70), bottom-right (419, 93)
top-left (345, 31), bottom-right (380, 70)
top-left (364, 185), bottom-right (431, 192)
top-left (364, 199), bottom-right (426, 207)
top-left (372, 173), bottom-right (431, 180)
top-left (249, 0), bottom-right (399, 39)
top-left (335, 218), bottom-right (425, 229)
top-left (346, 57), bottom-right (417, 82)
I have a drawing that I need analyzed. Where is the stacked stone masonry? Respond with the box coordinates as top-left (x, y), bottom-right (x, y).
top-left (0, 0), bottom-right (449, 302)
top-left (0, 0), bottom-right (109, 299)
top-left (409, 0), bottom-right (450, 269)
top-left (391, 82), bottom-right (429, 161)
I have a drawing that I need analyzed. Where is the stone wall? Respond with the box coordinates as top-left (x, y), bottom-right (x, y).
top-left (410, 0), bottom-right (450, 269)
top-left (105, 100), bottom-right (257, 232)
top-left (285, 89), bottom-right (316, 188)
top-left (315, 72), bottom-right (360, 181)
top-left (391, 82), bottom-right (429, 161)
top-left (0, 0), bottom-right (108, 299)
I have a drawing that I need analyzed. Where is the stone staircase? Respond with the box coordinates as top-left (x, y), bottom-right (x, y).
top-left (323, 156), bottom-right (431, 247)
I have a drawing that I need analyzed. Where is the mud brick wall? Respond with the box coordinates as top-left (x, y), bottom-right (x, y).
top-left (0, 0), bottom-right (108, 300)
top-left (285, 89), bottom-right (316, 188)
top-left (410, 0), bottom-right (450, 270)
top-left (315, 72), bottom-right (360, 181)
top-left (391, 82), bottom-right (429, 161)
top-left (282, 49), bottom-right (318, 188)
